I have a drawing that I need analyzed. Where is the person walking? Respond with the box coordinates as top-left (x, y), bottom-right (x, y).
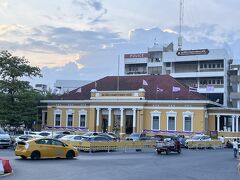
top-left (232, 139), bottom-right (238, 158)
top-left (219, 135), bottom-right (225, 147)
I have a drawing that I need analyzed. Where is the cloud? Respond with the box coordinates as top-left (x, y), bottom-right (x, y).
top-left (72, 0), bottom-right (107, 24)
top-left (73, 0), bottom-right (103, 11)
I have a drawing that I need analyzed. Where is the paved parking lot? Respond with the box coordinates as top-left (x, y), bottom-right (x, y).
top-left (0, 148), bottom-right (239, 180)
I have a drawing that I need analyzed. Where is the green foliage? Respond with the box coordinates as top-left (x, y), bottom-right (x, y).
top-left (0, 51), bottom-right (42, 128)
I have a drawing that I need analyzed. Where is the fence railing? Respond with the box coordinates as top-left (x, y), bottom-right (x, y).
top-left (186, 140), bottom-right (223, 149)
top-left (62, 140), bottom-right (223, 152)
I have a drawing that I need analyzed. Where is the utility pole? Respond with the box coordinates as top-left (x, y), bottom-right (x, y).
top-left (178, 0), bottom-right (184, 50)
top-left (117, 55), bottom-right (120, 91)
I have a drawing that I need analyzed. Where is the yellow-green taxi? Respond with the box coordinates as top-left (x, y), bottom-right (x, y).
top-left (15, 138), bottom-right (79, 160)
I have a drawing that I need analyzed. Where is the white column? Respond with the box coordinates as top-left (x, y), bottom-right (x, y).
top-left (108, 108), bottom-right (112, 128)
top-left (217, 114), bottom-right (220, 132)
top-left (42, 111), bottom-right (45, 127)
top-left (120, 108), bottom-right (124, 128)
top-left (232, 115), bottom-right (235, 132)
top-left (132, 108), bottom-right (136, 132)
top-left (96, 108), bottom-right (100, 126)
top-left (236, 116), bottom-right (239, 133)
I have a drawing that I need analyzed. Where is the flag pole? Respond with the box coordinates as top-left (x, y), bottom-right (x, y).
top-left (117, 55), bottom-right (120, 91)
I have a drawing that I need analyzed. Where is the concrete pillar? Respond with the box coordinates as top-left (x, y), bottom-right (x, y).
top-left (120, 108), bottom-right (124, 133)
top-left (108, 108), bottom-right (112, 132)
top-left (217, 114), bottom-right (220, 132)
top-left (96, 108), bottom-right (100, 132)
top-left (236, 116), bottom-right (239, 133)
top-left (232, 115), bottom-right (235, 132)
top-left (41, 111), bottom-right (46, 128)
top-left (132, 108), bottom-right (136, 133)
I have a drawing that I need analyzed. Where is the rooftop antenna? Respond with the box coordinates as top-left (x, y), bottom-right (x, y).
top-left (178, 0), bottom-right (184, 50)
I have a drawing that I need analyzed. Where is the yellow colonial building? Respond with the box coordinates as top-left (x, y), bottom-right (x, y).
top-left (41, 75), bottom-right (240, 138)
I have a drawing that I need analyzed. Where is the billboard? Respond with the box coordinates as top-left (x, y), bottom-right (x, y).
top-left (124, 53), bottom-right (149, 59)
top-left (176, 49), bottom-right (209, 56)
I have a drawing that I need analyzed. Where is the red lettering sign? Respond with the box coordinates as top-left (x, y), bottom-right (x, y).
top-left (124, 53), bottom-right (149, 58)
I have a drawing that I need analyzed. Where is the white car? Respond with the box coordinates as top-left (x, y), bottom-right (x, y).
top-left (185, 135), bottom-right (211, 145)
top-left (0, 129), bottom-right (12, 148)
top-left (15, 134), bottom-right (43, 144)
top-left (60, 135), bottom-right (82, 141)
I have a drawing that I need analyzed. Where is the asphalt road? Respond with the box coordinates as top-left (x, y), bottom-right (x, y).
top-left (0, 148), bottom-right (239, 180)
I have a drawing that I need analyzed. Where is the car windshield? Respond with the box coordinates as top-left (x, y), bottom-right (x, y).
top-left (191, 136), bottom-right (202, 140)
top-left (130, 133), bottom-right (140, 137)
top-left (83, 132), bottom-right (92, 137)
top-left (62, 135), bottom-right (74, 139)
top-left (0, 129), bottom-right (6, 134)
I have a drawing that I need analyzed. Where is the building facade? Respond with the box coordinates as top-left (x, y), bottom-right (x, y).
top-left (124, 43), bottom-right (233, 107)
top-left (41, 75), bottom-right (240, 138)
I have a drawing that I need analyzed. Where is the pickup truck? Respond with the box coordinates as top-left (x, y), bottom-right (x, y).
top-left (156, 138), bottom-right (181, 155)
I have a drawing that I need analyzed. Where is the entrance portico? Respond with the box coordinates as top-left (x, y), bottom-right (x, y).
top-left (215, 114), bottom-right (240, 133)
top-left (95, 107), bottom-right (138, 135)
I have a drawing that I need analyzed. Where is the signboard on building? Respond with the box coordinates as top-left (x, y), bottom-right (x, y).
top-left (124, 53), bottom-right (149, 59)
top-left (176, 49), bottom-right (209, 56)
top-left (210, 130), bottom-right (218, 139)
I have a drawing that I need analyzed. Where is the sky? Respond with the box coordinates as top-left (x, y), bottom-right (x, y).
top-left (1, 0), bottom-right (240, 87)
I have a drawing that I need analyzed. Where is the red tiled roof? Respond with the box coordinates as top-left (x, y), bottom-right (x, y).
top-left (54, 75), bottom-right (208, 101)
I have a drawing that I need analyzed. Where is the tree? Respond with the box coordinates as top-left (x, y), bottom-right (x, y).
top-left (0, 51), bottom-right (42, 127)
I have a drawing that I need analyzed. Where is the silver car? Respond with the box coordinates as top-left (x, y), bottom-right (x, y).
top-left (0, 129), bottom-right (11, 148)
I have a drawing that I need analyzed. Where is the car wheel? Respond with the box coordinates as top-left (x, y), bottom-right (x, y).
top-left (66, 150), bottom-right (75, 159)
top-left (21, 155), bottom-right (27, 160)
top-left (157, 151), bottom-right (161, 155)
top-left (31, 151), bottom-right (41, 160)
top-left (3, 146), bottom-right (8, 149)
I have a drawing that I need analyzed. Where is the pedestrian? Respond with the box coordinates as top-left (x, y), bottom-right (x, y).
top-left (219, 135), bottom-right (225, 145)
top-left (232, 139), bottom-right (238, 158)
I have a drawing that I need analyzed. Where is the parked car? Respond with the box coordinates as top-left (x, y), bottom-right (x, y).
top-left (53, 134), bottom-right (66, 139)
top-left (98, 133), bottom-right (118, 142)
top-left (81, 132), bottom-right (99, 138)
top-left (185, 135), bottom-right (211, 147)
top-left (156, 136), bottom-right (181, 155)
top-left (15, 135), bottom-right (43, 144)
top-left (81, 136), bottom-right (110, 142)
top-left (59, 135), bottom-right (82, 142)
top-left (15, 138), bottom-right (78, 160)
top-left (0, 129), bottom-right (12, 149)
top-left (125, 133), bottom-right (150, 141)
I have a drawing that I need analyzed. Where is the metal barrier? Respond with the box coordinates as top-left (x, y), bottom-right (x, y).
top-left (63, 140), bottom-right (223, 152)
top-left (75, 141), bottom-right (156, 152)
top-left (187, 140), bottom-right (222, 149)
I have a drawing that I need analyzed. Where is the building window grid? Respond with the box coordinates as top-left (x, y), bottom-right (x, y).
top-left (200, 63), bottom-right (223, 69)
top-left (200, 78), bottom-right (224, 85)
top-left (152, 116), bottom-right (160, 130)
top-left (184, 116), bottom-right (192, 131)
top-left (79, 114), bottom-right (86, 128)
top-left (151, 111), bottom-right (161, 130)
top-left (67, 114), bottom-right (73, 127)
top-left (168, 116), bottom-right (176, 131)
top-left (79, 111), bottom-right (87, 128)
top-left (54, 114), bottom-right (61, 127)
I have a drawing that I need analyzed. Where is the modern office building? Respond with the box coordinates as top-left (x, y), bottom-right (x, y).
top-left (124, 43), bottom-right (233, 107)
